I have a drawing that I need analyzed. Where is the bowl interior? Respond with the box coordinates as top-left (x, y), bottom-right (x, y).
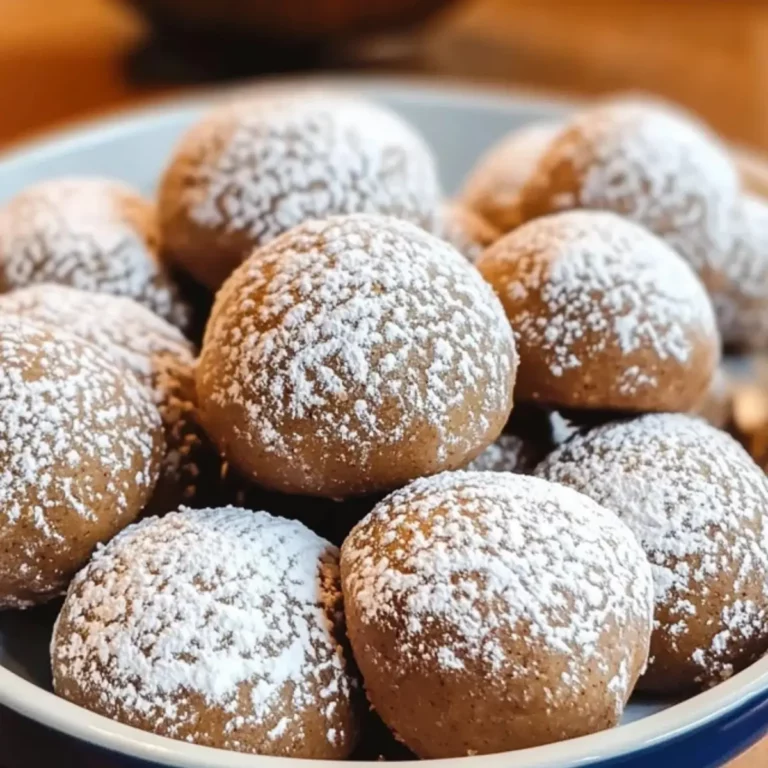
top-left (0, 77), bottom-right (764, 766)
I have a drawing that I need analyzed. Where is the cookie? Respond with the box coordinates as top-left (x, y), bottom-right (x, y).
top-left (536, 413), bottom-right (768, 692)
top-left (197, 214), bottom-right (517, 498)
top-left (158, 91), bottom-right (441, 289)
top-left (462, 121), bottom-right (561, 231)
top-left (0, 177), bottom-right (190, 331)
top-left (511, 101), bottom-right (740, 298)
top-left (0, 284), bottom-right (215, 515)
top-left (341, 471), bottom-right (653, 757)
top-left (0, 315), bottom-right (163, 609)
top-left (476, 210), bottom-right (719, 412)
top-left (52, 507), bottom-right (362, 757)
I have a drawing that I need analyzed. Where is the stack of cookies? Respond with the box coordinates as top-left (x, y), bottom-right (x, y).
top-left (0, 88), bottom-right (767, 761)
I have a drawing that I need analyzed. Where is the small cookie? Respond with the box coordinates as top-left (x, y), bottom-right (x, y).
top-left (462, 121), bottom-right (561, 231)
top-left (436, 202), bottom-right (500, 262)
top-left (712, 195), bottom-right (768, 350)
top-left (512, 101), bottom-right (740, 292)
top-left (0, 283), bottom-right (193, 388)
top-left (0, 177), bottom-right (190, 331)
top-left (0, 315), bottom-right (163, 609)
top-left (52, 507), bottom-right (362, 758)
top-left (159, 91), bottom-right (442, 289)
top-left (197, 214), bottom-right (517, 499)
top-left (536, 413), bottom-right (768, 692)
top-left (341, 471), bottom-right (653, 757)
top-left (0, 284), bottom-right (214, 515)
top-left (476, 210), bottom-right (719, 412)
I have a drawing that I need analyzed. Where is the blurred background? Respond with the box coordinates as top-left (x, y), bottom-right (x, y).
top-left (4, 0), bottom-right (768, 152)
top-left (1, 2), bottom-right (767, 767)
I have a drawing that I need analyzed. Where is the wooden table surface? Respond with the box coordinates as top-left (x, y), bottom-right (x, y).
top-left (1, 0), bottom-right (767, 766)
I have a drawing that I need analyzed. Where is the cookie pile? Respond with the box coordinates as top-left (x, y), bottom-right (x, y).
top-left (1, 88), bottom-right (767, 761)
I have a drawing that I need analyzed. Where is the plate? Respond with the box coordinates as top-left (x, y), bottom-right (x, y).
top-left (1, 76), bottom-right (768, 768)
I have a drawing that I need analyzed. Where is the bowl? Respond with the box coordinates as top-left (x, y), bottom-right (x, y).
top-left (1, 76), bottom-right (768, 768)
top-left (123, 0), bottom-right (456, 43)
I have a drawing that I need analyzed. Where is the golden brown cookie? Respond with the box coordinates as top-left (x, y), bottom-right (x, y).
top-left (436, 202), bottom-right (500, 262)
top-left (0, 284), bottom-right (215, 515)
top-left (0, 178), bottom-right (190, 331)
top-left (511, 101), bottom-right (741, 295)
top-left (0, 315), bottom-right (163, 609)
top-left (477, 210), bottom-right (719, 412)
top-left (0, 283), bottom-right (193, 388)
top-left (712, 195), bottom-right (768, 350)
top-left (158, 91), bottom-right (442, 289)
top-left (52, 507), bottom-right (362, 758)
top-left (341, 471), bottom-right (653, 758)
top-left (197, 214), bottom-right (517, 498)
top-left (462, 121), bottom-right (561, 230)
top-left (536, 413), bottom-right (768, 693)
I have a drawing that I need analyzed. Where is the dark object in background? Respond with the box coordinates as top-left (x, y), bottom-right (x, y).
top-left (125, 0), bottom-right (455, 43)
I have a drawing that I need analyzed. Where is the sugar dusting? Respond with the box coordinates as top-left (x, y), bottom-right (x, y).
top-left (199, 214), bottom-right (516, 478)
top-left (0, 283), bottom-right (193, 387)
top-left (342, 471), bottom-right (652, 710)
top-left (52, 507), bottom-right (357, 753)
top-left (478, 211), bottom-right (717, 387)
top-left (536, 413), bottom-right (768, 682)
top-left (0, 177), bottom-right (190, 329)
top-left (169, 92), bottom-right (441, 247)
top-left (0, 314), bottom-right (161, 606)
top-left (465, 433), bottom-right (533, 473)
top-left (528, 102), bottom-right (739, 274)
top-left (713, 194), bottom-right (768, 347)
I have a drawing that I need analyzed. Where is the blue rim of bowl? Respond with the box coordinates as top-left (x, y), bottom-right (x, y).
top-left (0, 74), bottom-right (768, 767)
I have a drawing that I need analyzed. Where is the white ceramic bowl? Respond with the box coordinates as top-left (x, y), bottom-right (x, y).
top-left (1, 76), bottom-right (768, 768)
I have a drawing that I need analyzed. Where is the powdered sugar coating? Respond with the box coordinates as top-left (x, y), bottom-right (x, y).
top-left (52, 507), bottom-right (360, 757)
top-left (536, 413), bottom-right (768, 689)
top-left (0, 315), bottom-right (163, 608)
top-left (462, 121), bottom-right (561, 230)
top-left (159, 91), bottom-right (441, 288)
top-left (465, 433), bottom-right (535, 473)
top-left (712, 194), bottom-right (768, 349)
top-left (518, 102), bottom-right (740, 278)
top-left (198, 214), bottom-right (517, 498)
top-left (0, 178), bottom-right (190, 330)
top-left (342, 472), bottom-right (652, 755)
top-left (477, 210), bottom-right (719, 408)
top-left (0, 283), bottom-right (194, 388)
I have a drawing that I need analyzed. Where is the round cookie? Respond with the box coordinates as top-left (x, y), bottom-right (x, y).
top-left (462, 121), bottom-right (561, 231)
top-left (476, 210), bottom-right (719, 412)
top-left (0, 315), bottom-right (163, 609)
top-left (436, 202), bottom-right (500, 262)
top-left (511, 101), bottom-right (740, 290)
top-left (536, 413), bottom-right (768, 692)
top-left (52, 507), bottom-right (362, 758)
top-left (197, 214), bottom-right (517, 499)
top-left (711, 195), bottom-right (768, 350)
top-left (0, 284), bottom-right (213, 515)
top-left (341, 471), bottom-right (653, 758)
top-left (0, 177), bottom-right (190, 331)
top-left (158, 91), bottom-right (442, 290)
top-left (0, 283), bottom-right (193, 388)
